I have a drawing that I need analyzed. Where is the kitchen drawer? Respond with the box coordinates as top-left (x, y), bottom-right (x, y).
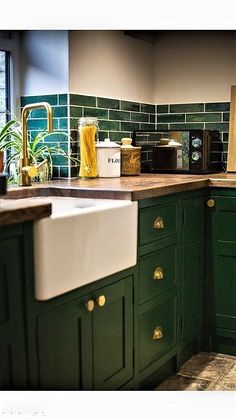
top-left (139, 202), bottom-right (178, 246)
top-left (139, 244), bottom-right (177, 304)
top-left (139, 296), bottom-right (177, 371)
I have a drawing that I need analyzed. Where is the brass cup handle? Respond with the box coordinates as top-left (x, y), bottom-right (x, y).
top-left (153, 326), bottom-right (163, 340)
top-left (207, 199), bottom-right (215, 208)
top-left (85, 299), bottom-right (95, 312)
top-left (154, 216), bottom-right (164, 229)
top-left (153, 267), bottom-right (164, 281)
top-left (96, 295), bottom-right (106, 307)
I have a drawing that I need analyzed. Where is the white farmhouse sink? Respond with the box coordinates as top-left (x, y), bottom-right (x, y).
top-left (17, 196), bottom-right (137, 300)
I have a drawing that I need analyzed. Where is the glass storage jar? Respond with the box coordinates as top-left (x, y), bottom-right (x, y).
top-left (78, 117), bottom-right (98, 178)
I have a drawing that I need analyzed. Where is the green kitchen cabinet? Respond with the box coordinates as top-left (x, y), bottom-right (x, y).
top-left (205, 189), bottom-right (236, 355)
top-left (26, 272), bottom-right (134, 390)
top-left (180, 193), bottom-right (206, 361)
top-left (0, 223), bottom-right (29, 389)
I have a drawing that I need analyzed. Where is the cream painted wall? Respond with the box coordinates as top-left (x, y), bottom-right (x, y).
top-left (154, 31), bottom-right (236, 104)
top-left (69, 31), bottom-right (155, 103)
top-left (20, 30), bottom-right (69, 96)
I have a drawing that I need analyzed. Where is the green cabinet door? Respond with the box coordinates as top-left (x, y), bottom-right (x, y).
top-left (207, 195), bottom-right (236, 332)
top-left (93, 275), bottom-right (133, 390)
top-left (32, 295), bottom-right (93, 390)
top-left (0, 226), bottom-right (27, 389)
top-left (181, 195), bottom-right (205, 344)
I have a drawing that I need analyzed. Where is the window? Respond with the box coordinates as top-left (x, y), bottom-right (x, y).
top-left (0, 50), bottom-right (10, 128)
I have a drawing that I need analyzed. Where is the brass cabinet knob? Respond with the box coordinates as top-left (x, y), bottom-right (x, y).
top-left (96, 295), bottom-right (106, 307)
top-left (154, 216), bottom-right (164, 229)
top-left (85, 299), bottom-right (95, 312)
top-left (153, 326), bottom-right (163, 340)
top-left (207, 199), bottom-right (215, 208)
top-left (153, 267), bottom-right (164, 281)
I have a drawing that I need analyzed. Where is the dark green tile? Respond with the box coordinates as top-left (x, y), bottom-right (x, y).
top-left (97, 97), bottom-right (119, 109)
top-left (21, 95), bottom-right (58, 106)
top-left (52, 154), bottom-right (68, 166)
top-left (205, 122), bottom-right (229, 131)
top-left (70, 166), bottom-right (78, 178)
top-left (223, 113), bottom-right (229, 122)
top-left (170, 103), bottom-right (204, 113)
top-left (59, 94), bottom-right (68, 105)
top-left (42, 132), bottom-right (68, 143)
top-left (69, 130), bottom-right (78, 142)
top-left (109, 131), bottom-right (130, 142)
top-left (121, 100), bottom-right (140, 112)
top-left (99, 120), bottom-right (120, 131)
top-left (141, 103), bottom-right (155, 113)
top-left (109, 110), bottom-right (130, 121)
top-left (97, 131), bottom-right (108, 141)
top-left (157, 114), bottom-right (185, 123)
top-left (121, 122), bottom-right (139, 131)
top-left (70, 94), bottom-right (96, 107)
top-left (150, 114), bottom-right (155, 123)
top-left (131, 112), bottom-right (149, 123)
top-left (58, 118), bottom-right (68, 129)
top-left (30, 108), bottom-right (47, 118)
top-left (27, 119), bottom-right (48, 130)
top-left (223, 142), bottom-right (228, 152)
top-left (59, 167), bottom-right (69, 177)
top-left (46, 142), bottom-right (68, 151)
top-left (52, 166), bottom-right (59, 178)
top-left (156, 124), bottom-right (169, 130)
top-left (205, 102), bottom-right (230, 112)
top-left (170, 123), bottom-right (204, 130)
top-left (223, 133), bottom-right (229, 141)
top-left (53, 106), bottom-right (68, 118)
top-left (141, 123), bottom-right (155, 130)
top-left (157, 105), bottom-right (169, 113)
top-left (70, 106), bottom-right (83, 118)
top-left (70, 118), bottom-right (80, 129)
top-left (186, 113), bottom-right (221, 123)
top-left (84, 107), bottom-right (108, 119)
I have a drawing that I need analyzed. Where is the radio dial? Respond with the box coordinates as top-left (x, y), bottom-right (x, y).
top-left (192, 151), bottom-right (201, 161)
top-left (192, 138), bottom-right (202, 148)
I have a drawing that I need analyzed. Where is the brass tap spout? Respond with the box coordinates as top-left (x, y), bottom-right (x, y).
top-left (20, 102), bottom-right (53, 186)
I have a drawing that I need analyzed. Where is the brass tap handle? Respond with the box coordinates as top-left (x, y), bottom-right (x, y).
top-left (207, 199), bottom-right (215, 208)
top-left (21, 165), bottom-right (38, 178)
top-left (154, 216), bottom-right (165, 229)
top-left (153, 326), bottom-right (163, 340)
top-left (153, 267), bottom-right (164, 281)
top-left (85, 300), bottom-right (95, 312)
top-left (96, 295), bottom-right (106, 307)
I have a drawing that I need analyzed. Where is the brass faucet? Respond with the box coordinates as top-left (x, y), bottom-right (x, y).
top-left (20, 102), bottom-right (53, 186)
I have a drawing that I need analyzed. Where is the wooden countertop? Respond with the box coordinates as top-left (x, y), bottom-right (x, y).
top-left (1, 172), bottom-right (236, 226)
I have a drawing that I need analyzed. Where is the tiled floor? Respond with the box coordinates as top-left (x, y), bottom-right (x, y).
top-left (155, 352), bottom-right (236, 391)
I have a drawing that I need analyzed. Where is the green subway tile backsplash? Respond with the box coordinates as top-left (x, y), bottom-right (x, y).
top-left (121, 100), bottom-right (140, 112)
top-left (141, 103), bottom-right (155, 114)
top-left (170, 103), bottom-right (204, 113)
top-left (97, 97), bottom-right (119, 109)
top-left (70, 94), bottom-right (96, 107)
top-left (157, 113), bottom-right (185, 123)
top-left (186, 113), bottom-right (221, 123)
top-left (21, 93), bottom-right (230, 178)
top-left (205, 102), bottom-right (230, 112)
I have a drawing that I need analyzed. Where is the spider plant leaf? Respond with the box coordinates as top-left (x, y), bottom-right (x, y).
top-left (0, 119), bottom-right (19, 139)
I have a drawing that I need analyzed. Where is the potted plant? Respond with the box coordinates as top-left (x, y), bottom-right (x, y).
top-left (0, 115), bottom-right (79, 184)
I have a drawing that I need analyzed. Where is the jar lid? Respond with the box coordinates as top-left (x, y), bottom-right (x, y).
top-left (96, 138), bottom-right (121, 148)
top-left (78, 117), bottom-right (98, 127)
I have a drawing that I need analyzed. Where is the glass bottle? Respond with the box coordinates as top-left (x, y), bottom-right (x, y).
top-left (78, 117), bottom-right (98, 178)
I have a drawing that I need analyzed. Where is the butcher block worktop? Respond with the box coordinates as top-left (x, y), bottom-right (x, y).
top-left (1, 172), bottom-right (236, 226)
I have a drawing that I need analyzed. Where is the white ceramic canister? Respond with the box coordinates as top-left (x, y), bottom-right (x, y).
top-left (96, 138), bottom-right (121, 177)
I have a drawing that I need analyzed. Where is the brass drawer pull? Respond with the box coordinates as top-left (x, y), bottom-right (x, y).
top-left (85, 299), bottom-right (95, 312)
top-left (153, 326), bottom-right (163, 340)
top-left (96, 295), bottom-right (106, 307)
top-left (153, 267), bottom-right (164, 281)
top-left (207, 199), bottom-right (215, 208)
top-left (154, 216), bottom-right (164, 229)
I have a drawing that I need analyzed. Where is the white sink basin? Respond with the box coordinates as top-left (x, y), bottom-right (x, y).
top-left (13, 196), bottom-right (138, 300)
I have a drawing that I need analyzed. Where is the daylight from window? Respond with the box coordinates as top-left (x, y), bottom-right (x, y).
top-left (0, 50), bottom-right (7, 128)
